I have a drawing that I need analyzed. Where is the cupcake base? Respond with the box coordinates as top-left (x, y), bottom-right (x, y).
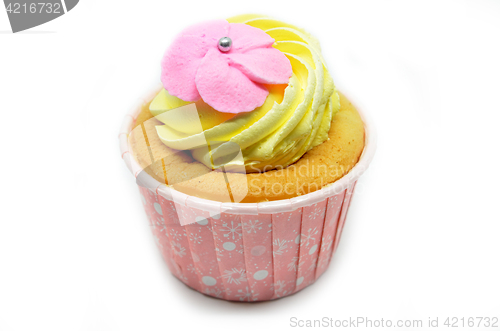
top-left (120, 86), bottom-right (376, 302)
top-left (138, 181), bottom-right (356, 301)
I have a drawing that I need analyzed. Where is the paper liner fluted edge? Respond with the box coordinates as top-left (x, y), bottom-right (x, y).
top-left (139, 180), bottom-right (357, 301)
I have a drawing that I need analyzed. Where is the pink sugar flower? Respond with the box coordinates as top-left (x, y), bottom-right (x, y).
top-left (161, 20), bottom-right (292, 113)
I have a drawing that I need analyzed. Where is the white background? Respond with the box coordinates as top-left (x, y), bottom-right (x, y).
top-left (1, 0), bottom-right (500, 330)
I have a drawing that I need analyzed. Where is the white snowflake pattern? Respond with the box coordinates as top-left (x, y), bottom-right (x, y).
top-left (157, 219), bottom-right (168, 234)
top-left (171, 241), bottom-right (186, 257)
top-left (273, 280), bottom-right (289, 298)
top-left (267, 223), bottom-right (272, 233)
top-left (273, 238), bottom-right (288, 256)
top-left (177, 273), bottom-right (188, 283)
top-left (309, 206), bottom-right (326, 220)
top-left (287, 256), bottom-right (304, 272)
top-left (321, 235), bottom-right (334, 253)
top-left (236, 244), bottom-right (244, 254)
top-left (215, 247), bottom-right (223, 262)
top-left (165, 207), bottom-right (180, 222)
top-left (187, 264), bottom-right (197, 274)
top-left (169, 229), bottom-right (186, 241)
top-left (205, 288), bottom-right (231, 299)
top-left (148, 215), bottom-right (159, 229)
top-left (243, 220), bottom-right (263, 234)
top-left (308, 256), bottom-right (319, 271)
top-left (220, 221), bottom-right (242, 240)
top-left (220, 244), bottom-right (244, 256)
top-left (236, 286), bottom-right (258, 302)
top-left (222, 268), bottom-right (247, 285)
top-left (300, 227), bottom-right (319, 247)
top-left (189, 232), bottom-right (203, 244)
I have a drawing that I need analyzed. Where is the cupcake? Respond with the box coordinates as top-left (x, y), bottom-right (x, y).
top-left (119, 14), bottom-right (376, 301)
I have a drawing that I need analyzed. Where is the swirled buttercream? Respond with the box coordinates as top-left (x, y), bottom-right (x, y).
top-left (151, 15), bottom-right (340, 172)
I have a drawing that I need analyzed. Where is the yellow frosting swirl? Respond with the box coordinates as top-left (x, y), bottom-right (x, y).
top-left (150, 15), bottom-right (340, 172)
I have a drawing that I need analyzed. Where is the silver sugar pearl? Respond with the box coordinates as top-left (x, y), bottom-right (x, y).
top-left (218, 37), bottom-right (232, 52)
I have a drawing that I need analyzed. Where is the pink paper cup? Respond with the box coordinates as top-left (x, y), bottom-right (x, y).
top-left (119, 88), bottom-right (377, 301)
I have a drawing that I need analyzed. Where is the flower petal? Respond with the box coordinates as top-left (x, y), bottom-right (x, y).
top-left (195, 48), bottom-right (269, 113)
top-left (228, 23), bottom-right (275, 52)
top-left (161, 20), bottom-right (229, 101)
top-left (180, 19), bottom-right (229, 40)
top-left (227, 47), bottom-right (293, 84)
